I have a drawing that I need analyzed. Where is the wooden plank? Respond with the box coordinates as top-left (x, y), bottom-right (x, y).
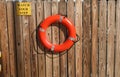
top-left (0, 30), bottom-right (3, 77)
top-left (0, 30), bottom-right (1, 73)
top-left (21, 8), bottom-right (31, 77)
top-left (99, 1), bottom-right (107, 77)
top-left (30, 2), bottom-right (38, 77)
top-left (44, 1), bottom-right (53, 77)
top-left (115, 0), bottom-right (120, 77)
top-left (107, 1), bottom-right (115, 77)
top-left (0, 2), bottom-right (10, 77)
top-left (75, 0), bottom-right (82, 77)
top-left (21, 1), bottom-right (31, 77)
top-left (67, 0), bottom-right (75, 77)
top-left (59, 1), bottom-right (67, 77)
top-left (36, 1), bottom-right (46, 77)
top-left (92, 0), bottom-right (98, 77)
top-left (6, 1), bottom-right (16, 77)
top-left (0, 63), bottom-right (1, 74)
top-left (51, 1), bottom-right (60, 77)
top-left (14, 2), bottom-right (24, 77)
top-left (83, 0), bottom-right (91, 77)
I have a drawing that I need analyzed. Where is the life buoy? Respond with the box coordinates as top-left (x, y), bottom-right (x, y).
top-left (38, 15), bottom-right (76, 53)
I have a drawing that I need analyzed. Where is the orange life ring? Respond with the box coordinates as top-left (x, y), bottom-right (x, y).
top-left (38, 15), bottom-right (76, 53)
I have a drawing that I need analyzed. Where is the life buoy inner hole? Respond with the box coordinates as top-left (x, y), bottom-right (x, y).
top-left (46, 23), bottom-right (68, 45)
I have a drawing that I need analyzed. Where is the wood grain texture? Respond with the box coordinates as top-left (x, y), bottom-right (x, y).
top-left (59, 1), bottom-right (67, 77)
top-left (44, 1), bottom-right (53, 77)
top-left (0, 2), bottom-right (10, 77)
top-left (115, 1), bottom-right (120, 77)
top-left (83, 0), bottom-right (91, 77)
top-left (67, 0), bottom-right (75, 77)
top-left (0, 30), bottom-right (2, 77)
top-left (1, 1), bottom-right (120, 77)
top-left (52, 1), bottom-right (60, 77)
top-left (99, 1), bottom-right (107, 77)
top-left (22, 13), bottom-right (31, 77)
top-left (107, 1), bottom-right (115, 77)
top-left (30, 2), bottom-right (38, 77)
top-left (6, 2), bottom-right (16, 77)
top-left (37, 1), bottom-right (46, 77)
top-left (14, 2), bottom-right (24, 77)
top-left (75, 0), bottom-right (82, 77)
top-left (92, 0), bottom-right (98, 77)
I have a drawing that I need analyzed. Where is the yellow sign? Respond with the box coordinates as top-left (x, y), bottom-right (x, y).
top-left (16, 2), bottom-right (31, 15)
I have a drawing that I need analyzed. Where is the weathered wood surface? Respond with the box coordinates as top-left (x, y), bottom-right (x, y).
top-left (0, 30), bottom-right (2, 77)
top-left (6, 2), bottom-right (16, 77)
top-left (14, 2), bottom-right (24, 77)
top-left (30, 2), bottom-right (38, 77)
top-left (0, 0), bottom-right (120, 77)
top-left (67, 0), bottom-right (75, 77)
top-left (75, 0), bottom-right (82, 77)
top-left (99, 1), bottom-right (107, 77)
top-left (22, 10), bottom-right (31, 77)
top-left (107, 1), bottom-right (115, 77)
top-left (115, 0), bottom-right (120, 77)
top-left (37, 1), bottom-right (46, 77)
top-left (83, 0), bottom-right (91, 77)
top-left (0, 2), bottom-right (10, 77)
top-left (44, 1), bottom-right (53, 77)
top-left (92, 0), bottom-right (98, 77)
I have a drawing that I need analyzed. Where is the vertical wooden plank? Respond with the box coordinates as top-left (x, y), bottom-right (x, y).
top-left (51, 1), bottom-right (60, 77)
top-left (67, 0), bottom-right (75, 77)
top-left (0, 30), bottom-right (3, 77)
top-left (83, 0), bottom-right (91, 77)
top-left (99, 1), bottom-right (107, 77)
top-left (59, 0), bottom-right (67, 77)
top-left (115, 0), bottom-right (120, 77)
top-left (36, 1), bottom-right (46, 77)
top-left (0, 63), bottom-right (1, 75)
top-left (6, 1), bottom-right (16, 77)
top-left (30, 2), bottom-right (38, 77)
top-left (0, 2), bottom-right (10, 77)
top-left (22, 10), bottom-right (31, 77)
top-left (14, 2), bottom-right (24, 77)
top-left (44, 1), bottom-right (53, 77)
top-left (15, 2), bottom-right (31, 77)
top-left (75, 0), bottom-right (82, 77)
top-left (92, 0), bottom-right (98, 77)
top-left (0, 30), bottom-right (1, 76)
top-left (107, 1), bottom-right (115, 77)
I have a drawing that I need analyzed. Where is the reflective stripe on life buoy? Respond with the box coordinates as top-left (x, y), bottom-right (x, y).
top-left (38, 15), bottom-right (76, 53)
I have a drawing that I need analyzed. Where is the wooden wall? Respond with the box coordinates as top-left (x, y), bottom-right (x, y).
top-left (0, 0), bottom-right (119, 77)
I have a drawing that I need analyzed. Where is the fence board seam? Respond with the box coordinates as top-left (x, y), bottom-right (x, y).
top-left (115, 0), bottom-right (120, 77)
top-left (106, 1), bottom-right (108, 77)
top-left (113, 1), bottom-right (117, 77)
top-left (75, 0), bottom-right (83, 77)
top-left (6, 2), bottom-right (17, 77)
top-left (5, 2), bottom-right (11, 77)
top-left (67, 0), bottom-right (76, 77)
